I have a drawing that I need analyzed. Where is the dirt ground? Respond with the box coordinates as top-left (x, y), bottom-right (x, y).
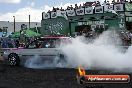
top-left (0, 61), bottom-right (132, 88)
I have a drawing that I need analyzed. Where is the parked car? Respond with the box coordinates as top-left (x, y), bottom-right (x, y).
top-left (3, 36), bottom-right (70, 66)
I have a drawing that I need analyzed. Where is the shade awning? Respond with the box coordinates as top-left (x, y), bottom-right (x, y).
top-left (11, 29), bottom-right (41, 38)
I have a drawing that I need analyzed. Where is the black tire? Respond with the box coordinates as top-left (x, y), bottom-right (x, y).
top-left (8, 53), bottom-right (20, 66)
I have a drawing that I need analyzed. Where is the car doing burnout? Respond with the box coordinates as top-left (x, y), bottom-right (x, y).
top-left (3, 36), bottom-right (70, 66)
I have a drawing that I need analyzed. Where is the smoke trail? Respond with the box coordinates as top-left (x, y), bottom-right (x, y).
top-left (24, 55), bottom-right (67, 69)
top-left (25, 55), bottom-right (56, 69)
top-left (61, 30), bottom-right (132, 71)
top-left (24, 30), bottom-right (132, 71)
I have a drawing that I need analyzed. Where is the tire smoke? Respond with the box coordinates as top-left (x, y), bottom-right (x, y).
top-left (24, 55), bottom-right (67, 69)
top-left (24, 30), bottom-right (132, 71)
top-left (61, 30), bottom-right (132, 71)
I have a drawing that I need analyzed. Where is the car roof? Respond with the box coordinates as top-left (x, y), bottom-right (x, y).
top-left (39, 36), bottom-right (70, 39)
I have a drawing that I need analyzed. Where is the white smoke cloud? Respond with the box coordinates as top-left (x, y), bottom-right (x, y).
top-left (61, 31), bottom-right (132, 71)
top-left (24, 30), bottom-right (132, 72)
top-left (0, 0), bottom-right (21, 3)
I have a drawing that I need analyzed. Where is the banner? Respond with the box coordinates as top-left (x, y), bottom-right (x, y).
top-left (66, 9), bottom-right (76, 16)
top-left (58, 10), bottom-right (66, 16)
top-left (95, 6), bottom-right (104, 13)
top-left (51, 12), bottom-right (57, 18)
top-left (126, 17), bottom-right (132, 22)
top-left (57, 10), bottom-right (68, 20)
top-left (125, 12), bottom-right (132, 16)
top-left (114, 4), bottom-right (124, 11)
top-left (85, 7), bottom-right (93, 14)
top-left (43, 12), bottom-right (50, 19)
top-left (104, 5), bottom-right (113, 11)
top-left (76, 8), bottom-right (85, 15)
top-left (125, 3), bottom-right (132, 11)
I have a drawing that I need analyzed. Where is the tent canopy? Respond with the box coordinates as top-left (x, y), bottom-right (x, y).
top-left (11, 29), bottom-right (41, 38)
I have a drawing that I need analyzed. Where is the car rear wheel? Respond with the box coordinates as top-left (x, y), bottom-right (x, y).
top-left (8, 53), bottom-right (20, 66)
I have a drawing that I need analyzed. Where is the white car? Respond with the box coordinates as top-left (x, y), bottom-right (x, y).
top-left (3, 36), bottom-right (70, 66)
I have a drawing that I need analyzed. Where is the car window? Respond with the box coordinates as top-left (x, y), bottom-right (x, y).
top-left (27, 39), bottom-right (44, 49)
top-left (26, 38), bottom-right (69, 49)
top-left (41, 39), bottom-right (56, 48)
top-left (54, 39), bottom-right (61, 48)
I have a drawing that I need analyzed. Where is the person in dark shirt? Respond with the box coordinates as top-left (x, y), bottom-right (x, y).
top-left (52, 7), bottom-right (56, 12)
top-left (2, 40), bottom-right (8, 48)
top-left (79, 4), bottom-right (82, 8)
top-left (106, 1), bottom-right (110, 5)
top-left (60, 7), bottom-right (64, 11)
top-left (75, 4), bottom-right (79, 9)
top-left (96, 1), bottom-right (101, 7)
top-left (70, 5), bottom-right (73, 10)
top-left (67, 6), bottom-right (70, 10)
top-left (15, 39), bottom-right (20, 48)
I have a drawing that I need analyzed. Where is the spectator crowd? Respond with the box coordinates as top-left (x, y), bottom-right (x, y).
top-left (47, 0), bottom-right (132, 12)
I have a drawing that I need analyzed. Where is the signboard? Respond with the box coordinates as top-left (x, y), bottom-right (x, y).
top-left (114, 4), bottom-right (124, 11)
top-left (43, 12), bottom-right (50, 19)
top-left (66, 9), bottom-right (76, 16)
top-left (104, 5), bottom-right (113, 11)
top-left (95, 6), bottom-right (104, 13)
top-left (57, 10), bottom-right (68, 20)
top-left (57, 10), bottom-right (66, 16)
top-left (76, 8), bottom-right (85, 15)
top-left (125, 12), bottom-right (132, 16)
top-left (51, 12), bottom-right (57, 18)
top-left (126, 17), bottom-right (132, 22)
top-left (78, 20), bottom-right (104, 25)
top-left (125, 3), bottom-right (132, 11)
top-left (85, 7), bottom-right (93, 14)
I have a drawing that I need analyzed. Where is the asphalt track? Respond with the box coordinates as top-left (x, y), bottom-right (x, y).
top-left (0, 61), bottom-right (131, 88)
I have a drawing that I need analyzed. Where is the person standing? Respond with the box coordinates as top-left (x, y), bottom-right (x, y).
top-left (15, 39), bottom-right (20, 48)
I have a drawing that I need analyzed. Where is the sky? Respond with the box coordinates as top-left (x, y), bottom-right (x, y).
top-left (0, 0), bottom-right (113, 22)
